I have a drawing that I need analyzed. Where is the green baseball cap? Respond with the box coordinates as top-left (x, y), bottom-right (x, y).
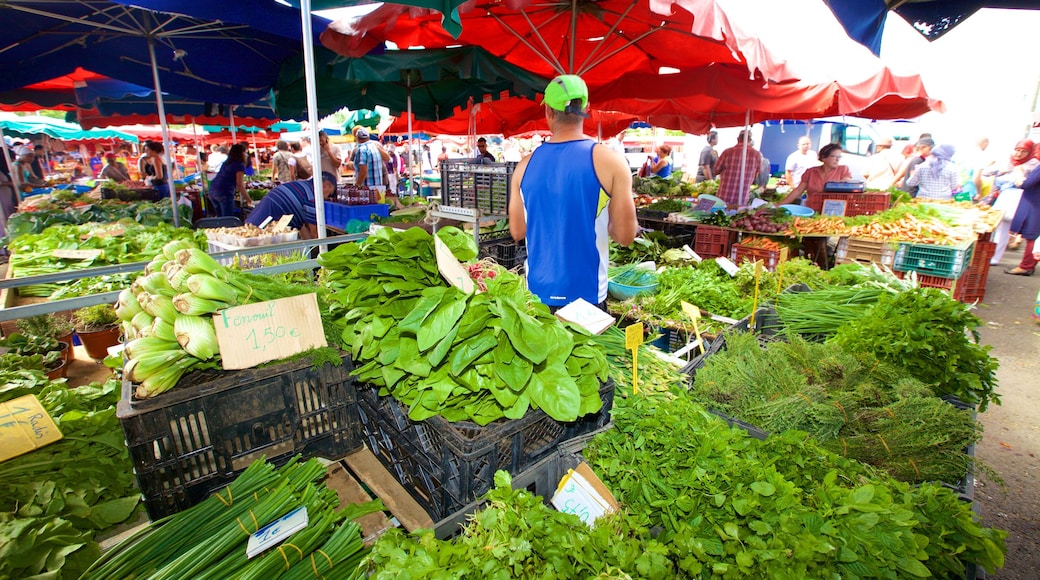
top-left (543, 75), bottom-right (589, 117)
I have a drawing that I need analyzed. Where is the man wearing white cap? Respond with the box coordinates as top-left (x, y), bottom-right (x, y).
top-left (508, 74), bottom-right (637, 310)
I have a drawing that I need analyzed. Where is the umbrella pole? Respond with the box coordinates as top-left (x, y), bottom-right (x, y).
top-left (300, 0), bottom-right (328, 244)
top-left (0, 127), bottom-right (13, 231)
top-left (147, 37), bottom-right (180, 228)
top-left (407, 77), bottom-right (414, 196)
top-left (230, 107), bottom-right (238, 144)
top-left (737, 109), bottom-right (750, 206)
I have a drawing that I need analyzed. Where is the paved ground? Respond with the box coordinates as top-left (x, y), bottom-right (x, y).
top-left (973, 246), bottom-right (1040, 579)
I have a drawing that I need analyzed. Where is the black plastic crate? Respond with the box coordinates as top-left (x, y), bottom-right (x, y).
top-left (636, 208), bottom-right (671, 220)
top-left (431, 425), bottom-right (612, 539)
top-left (116, 354), bottom-right (361, 520)
top-left (560, 380), bottom-right (616, 440)
top-left (440, 161), bottom-right (515, 215)
top-left (479, 240), bottom-right (527, 270)
top-left (356, 382), bottom-right (612, 520)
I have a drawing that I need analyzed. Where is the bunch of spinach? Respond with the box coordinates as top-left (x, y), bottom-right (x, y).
top-left (365, 471), bottom-right (674, 578)
top-left (0, 378), bottom-right (139, 580)
top-left (690, 332), bottom-right (981, 484)
top-left (584, 393), bottom-right (1006, 578)
top-left (832, 287), bottom-right (999, 410)
top-left (321, 226), bottom-right (609, 425)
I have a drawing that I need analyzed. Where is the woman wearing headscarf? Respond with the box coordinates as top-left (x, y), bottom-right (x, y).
top-left (987, 139), bottom-right (1038, 265)
top-left (906, 143), bottom-right (959, 200)
top-left (1005, 143), bottom-right (1040, 276)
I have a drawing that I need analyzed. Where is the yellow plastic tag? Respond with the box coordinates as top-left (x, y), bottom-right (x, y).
top-left (624, 323), bottom-right (643, 395)
top-left (681, 301), bottom-right (706, 355)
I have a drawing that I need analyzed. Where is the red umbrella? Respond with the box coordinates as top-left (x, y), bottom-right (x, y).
top-left (593, 66), bottom-right (943, 133)
top-left (386, 96), bottom-right (637, 138)
top-left (0, 67), bottom-right (104, 111)
top-left (321, 0), bottom-right (796, 86)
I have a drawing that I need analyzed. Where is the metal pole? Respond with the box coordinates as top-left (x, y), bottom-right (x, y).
top-left (407, 75), bottom-right (414, 195)
top-left (299, 0), bottom-right (327, 243)
top-left (229, 106), bottom-right (238, 145)
top-left (147, 36), bottom-right (180, 228)
top-left (0, 127), bottom-right (12, 230)
top-left (737, 109), bottom-right (750, 206)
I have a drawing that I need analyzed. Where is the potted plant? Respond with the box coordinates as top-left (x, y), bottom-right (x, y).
top-left (74, 304), bottom-right (121, 360)
top-left (16, 313), bottom-right (76, 364)
top-left (0, 333), bottom-right (68, 379)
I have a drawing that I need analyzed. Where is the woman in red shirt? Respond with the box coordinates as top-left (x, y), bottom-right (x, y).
top-left (780, 143), bottom-right (852, 204)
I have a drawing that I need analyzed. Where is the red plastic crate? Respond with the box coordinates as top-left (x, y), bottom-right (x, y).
top-left (970, 241), bottom-right (996, 268)
top-left (694, 225), bottom-right (737, 259)
top-left (730, 244), bottom-right (780, 271)
top-left (805, 192), bottom-right (890, 216)
top-left (894, 269), bottom-right (988, 303)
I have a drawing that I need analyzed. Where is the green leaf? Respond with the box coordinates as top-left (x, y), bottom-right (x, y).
top-left (750, 481), bottom-right (776, 496)
top-left (417, 292), bottom-right (468, 352)
top-left (493, 334), bottom-right (533, 392)
top-left (526, 363), bottom-right (581, 421)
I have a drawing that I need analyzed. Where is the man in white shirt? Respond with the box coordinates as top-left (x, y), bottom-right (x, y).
top-left (864, 138), bottom-right (902, 190)
top-left (784, 136), bottom-right (817, 187)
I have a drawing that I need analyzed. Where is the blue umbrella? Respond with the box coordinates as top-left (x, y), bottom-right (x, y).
top-left (0, 0), bottom-right (330, 226)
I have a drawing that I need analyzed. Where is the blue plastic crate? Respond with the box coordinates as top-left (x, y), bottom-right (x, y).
top-left (323, 201), bottom-right (390, 230)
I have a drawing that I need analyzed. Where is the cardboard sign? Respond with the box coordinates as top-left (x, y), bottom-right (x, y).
top-left (247, 506), bottom-right (308, 559)
top-left (434, 236), bottom-right (475, 294)
top-left (821, 200), bottom-right (847, 216)
top-left (552, 462), bottom-right (619, 527)
top-left (214, 293), bottom-right (328, 370)
top-left (81, 224), bottom-right (125, 240)
top-left (0, 395), bottom-right (63, 463)
top-left (681, 245), bottom-right (703, 262)
top-left (269, 215), bottom-right (293, 232)
top-left (714, 256), bottom-right (740, 277)
top-left (694, 198), bottom-right (717, 212)
top-left (53, 249), bottom-right (102, 260)
top-left (555, 298), bottom-right (615, 335)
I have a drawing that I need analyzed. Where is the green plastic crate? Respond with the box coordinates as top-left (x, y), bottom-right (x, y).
top-left (893, 240), bottom-right (975, 279)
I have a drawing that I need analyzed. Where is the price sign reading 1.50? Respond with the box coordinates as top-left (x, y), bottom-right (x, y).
top-left (213, 293), bottom-right (327, 370)
top-left (244, 324), bottom-right (302, 352)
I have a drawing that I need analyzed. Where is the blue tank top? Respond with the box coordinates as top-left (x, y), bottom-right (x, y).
top-left (519, 139), bottom-right (610, 306)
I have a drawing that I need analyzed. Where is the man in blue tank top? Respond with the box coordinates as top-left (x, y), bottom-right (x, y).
top-left (509, 75), bottom-right (638, 309)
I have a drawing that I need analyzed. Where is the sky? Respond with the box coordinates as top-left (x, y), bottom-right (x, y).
top-left (313, 2), bottom-right (1040, 158)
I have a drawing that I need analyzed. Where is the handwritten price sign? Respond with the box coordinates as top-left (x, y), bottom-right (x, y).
top-left (214, 293), bottom-right (327, 370)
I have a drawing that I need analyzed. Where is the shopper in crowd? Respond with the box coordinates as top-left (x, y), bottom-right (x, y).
top-left (474, 137), bottom-right (497, 163)
top-left (316, 131), bottom-right (342, 179)
top-left (784, 136), bottom-right (817, 188)
top-left (696, 131), bottom-right (718, 182)
top-left (1005, 144), bottom-right (1040, 276)
top-left (897, 137), bottom-right (933, 196)
top-left (270, 140), bottom-right (296, 183)
top-left (713, 130), bottom-right (763, 207)
top-left (646, 145), bottom-right (673, 178)
top-left (863, 137), bottom-right (902, 190)
top-left (906, 143), bottom-right (959, 201)
top-left (290, 142), bottom-right (312, 180)
top-left (206, 145), bottom-right (227, 183)
top-left (30, 144), bottom-right (47, 180)
top-left (208, 143), bottom-right (249, 217)
top-left (246, 171), bottom-right (337, 240)
top-left (12, 146), bottom-right (44, 192)
top-left (99, 153), bottom-right (131, 183)
top-left (508, 74), bottom-right (637, 310)
top-left (139, 141), bottom-right (170, 200)
top-left (0, 148), bottom-right (16, 225)
top-left (987, 139), bottom-right (1038, 265)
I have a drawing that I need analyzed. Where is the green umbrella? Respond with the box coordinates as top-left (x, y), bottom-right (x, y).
top-left (275, 46), bottom-right (550, 121)
top-left (343, 109), bottom-right (380, 131)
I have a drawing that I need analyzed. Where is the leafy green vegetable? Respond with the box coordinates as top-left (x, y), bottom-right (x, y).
top-left (832, 287), bottom-right (999, 410)
top-left (690, 332), bottom-right (981, 484)
top-left (322, 227), bottom-right (608, 424)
